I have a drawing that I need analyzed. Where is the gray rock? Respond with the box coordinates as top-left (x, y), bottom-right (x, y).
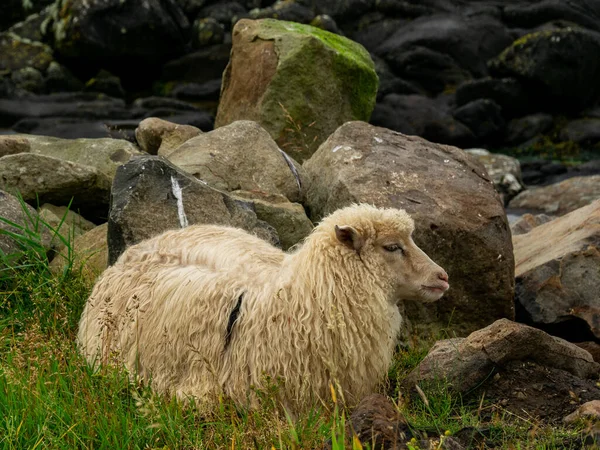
top-left (303, 121), bottom-right (514, 338)
top-left (465, 149), bottom-right (523, 203)
top-left (510, 212), bottom-right (554, 236)
top-left (559, 118), bottom-right (600, 145)
top-left (514, 200), bottom-right (600, 341)
top-left (168, 120), bottom-right (305, 203)
top-left (455, 77), bottom-right (531, 118)
top-left (232, 191), bottom-right (313, 250)
top-left (0, 189), bottom-right (51, 259)
top-left (38, 204), bottom-right (96, 239)
top-left (509, 176), bottom-right (600, 216)
top-left (505, 113), bottom-right (554, 146)
top-left (403, 319), bottom-right (600, 394)
top-left (0, 153), bottom-right (111, 217)
top-left (452, 98), bottom-right (505, 142)
top-left (107, 155), bottom-right (279, 265)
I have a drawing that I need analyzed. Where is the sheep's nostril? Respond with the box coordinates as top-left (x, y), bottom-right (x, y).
top-left (438, 271), bottom-right (449, 282)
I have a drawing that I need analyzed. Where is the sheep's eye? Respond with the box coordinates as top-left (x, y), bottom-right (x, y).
top-left (383, 244), bottom-right (404, 254)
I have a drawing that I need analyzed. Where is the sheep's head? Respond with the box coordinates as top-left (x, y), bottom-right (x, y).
top-left (327, 204), bottom-right (449, 303)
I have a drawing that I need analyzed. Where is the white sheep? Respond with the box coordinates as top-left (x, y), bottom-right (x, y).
top-left (77, 204), bottom-right (449, 410)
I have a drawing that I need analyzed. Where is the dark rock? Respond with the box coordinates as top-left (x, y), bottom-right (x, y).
top-left (11, 67), bottom-right (45, 94)
top-left (107, 155), bottom-right (279, 265)
top-left (248, 1), bottom-right (314, 24)
top-left (455, 77), bottom-right (532, 118)
top-left (0, 94), bottom-right (130, 128)
top-left (46, 0), bottom-right (191, 86)
top-left (350, 394), bottom-right (412, 449)
top-left (314, 0), bottom-right (374, 20)
top-left (83, 70), bottom-right (125, 98)
top-left (453, 99), bottom-right (505, 142)
top-left (371, 94), bottom-right (475, 147)
top-left (132, 96), bottom-right (200, 115)
top-left (503, 1), bottom-right (600, 33)
top-left (304, 121), bottom-right (514, 338)
top-left (372, 55), bottom-right (423, 99)
top-left (0, 32), bottom-right (53, 73)
top-left (576, 342), bottom-right (600, 364)
top-left (170, 79), bottom-right (222, 102)
top-left (384, 46), bottom-right (471, 95)
top-left (7, 9), bottom-right (48, 42)
top-left (0, 0), bottom-right (53, 32)
top-left (199, 1), bottom-right (247, 29)
top-left (309, 15), bottom-right (341, 35)
top-left (12, 118), bottom-right (127, 140)
top-left (192, 17), bottom-right (226, 48)
top-left (376, 14), bottom-right (512, 79)
top-left (162, 43), bottom-right (232, 85)
top-left (559, 118), bottom-right (600, 145)
top-left (489, 28), bottom-right (600, 111)
top-left (375, 0), bottom-right (437, 17)
top-left (44, 62), bottom-right (84, 93)
top-left (350, 14), bottom-right (406, 53)
top-left (174, 0), bottom-right (209, 19)
top-left (504, 113), bottom-right (554, 146)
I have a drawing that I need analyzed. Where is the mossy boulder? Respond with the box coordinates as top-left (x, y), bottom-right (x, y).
top-left (215, 18), bottom-right (379, 162)
top-left (489, 28), bottom-right (600, 111)
top-left (0, 32), bottom-right (54, 72)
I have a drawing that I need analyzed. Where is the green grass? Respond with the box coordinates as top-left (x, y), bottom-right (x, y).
top-left (0, 200), bottom-right (592, 449)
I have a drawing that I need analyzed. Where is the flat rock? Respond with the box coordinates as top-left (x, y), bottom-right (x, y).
top-left (303, 121), bottom-right (514, 338)
top-left (135, 117), bottom-right (201, 156)
top-left (509, 176), bottom-right (600, 216)
top-left (107, 155), bottom-right (279, 265)
top-left (168, 120), bottom-right (305, 203)
top-left (403, 319), bottom-right (599, 394)
top-left (513, 200), bottom-right (600, 341)
top-left (0, 153), bottom-right (111, 218)
top-left (20, 134), bottom-right (140, 180)
top-left (215, 18), bottom-right (378, 161)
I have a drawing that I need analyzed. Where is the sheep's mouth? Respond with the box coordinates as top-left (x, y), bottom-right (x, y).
top-left (421, 281), bottom-right (450, 294)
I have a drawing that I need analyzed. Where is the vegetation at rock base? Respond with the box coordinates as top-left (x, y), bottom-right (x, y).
top-left (0, 201), bottom-right (593, 449)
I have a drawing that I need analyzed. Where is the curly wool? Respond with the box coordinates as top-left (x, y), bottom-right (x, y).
top-left (77, 204), bottom-right (416, 410)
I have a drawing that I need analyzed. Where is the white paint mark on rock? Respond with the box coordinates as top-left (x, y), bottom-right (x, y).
top-left (170, 176), bottom-right (188, 228)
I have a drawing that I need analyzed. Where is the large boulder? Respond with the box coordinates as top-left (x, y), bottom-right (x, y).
top-left (45, 0), bottom-right (190, 81)
top-left (509, 175), bottom-right (600, 216)
top-left (215, 18), bottom-right (378, 162)
top-left (107, 155), bottom-right (279, 265)
top-left (0, 153), bottom-right (111, 219)
top-left (303, 121), bottom-right (514, 337)
top-left (513, 200), bottom-right (600, 342)
top-left (168, 121), bottom-right (305, 203)
top-left (489, 28), bottom-right (600, 111)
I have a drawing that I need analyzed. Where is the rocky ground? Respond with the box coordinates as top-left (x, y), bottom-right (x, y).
top-left (1, 0), bottom-right (600, 447)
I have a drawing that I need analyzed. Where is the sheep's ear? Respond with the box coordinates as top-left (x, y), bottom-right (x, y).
top-left (335, 225), bottom-right (364, 251)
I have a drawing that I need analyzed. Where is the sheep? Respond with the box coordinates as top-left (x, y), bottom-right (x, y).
top-left (77, 204), bottom-right (449, 411)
